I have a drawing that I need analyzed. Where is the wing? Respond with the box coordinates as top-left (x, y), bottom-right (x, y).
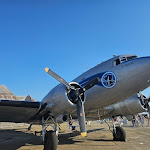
top-left (71, 107), bottom-right (114, 121)
top-left (0, 100), bottom-right (41, 123)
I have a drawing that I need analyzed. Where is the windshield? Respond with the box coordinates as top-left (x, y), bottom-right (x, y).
top-left (113, 55), bottom-right (137, 66)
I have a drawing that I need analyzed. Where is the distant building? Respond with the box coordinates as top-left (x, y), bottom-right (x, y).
top-left (16, 95), bottom-right (35, 102)
top-left (0, 85), bottom-right (35, 102)
top-left (0, 85), bottom-right (17, 100)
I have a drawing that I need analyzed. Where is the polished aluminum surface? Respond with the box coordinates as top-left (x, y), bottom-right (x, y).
top-left (42, 55), bottom-right (150, 120)
top-left (1, 55), bottom-right (150, 124)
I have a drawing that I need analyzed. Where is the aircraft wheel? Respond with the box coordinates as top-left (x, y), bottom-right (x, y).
top-left (113, 126), bottom-right (126, 141)
top-left (44, 130), bottom-right (58, 150)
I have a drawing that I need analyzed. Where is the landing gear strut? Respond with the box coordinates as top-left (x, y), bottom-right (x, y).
top-left (105, 118), bottom-right (126, 142)
top-left (41, 116), bottom-right (58, 150)
top-left (28, 124), bottom-right (32, 131)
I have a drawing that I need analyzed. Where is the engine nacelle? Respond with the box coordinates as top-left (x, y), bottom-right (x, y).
top-left (100, 94), bottom-right (147, 120)
top-left (55, 114), bottom-right (68, 124)
top-left (125, 115), bottom-right (135, 121)
top-left (42, 82), bottom-right (85, 117)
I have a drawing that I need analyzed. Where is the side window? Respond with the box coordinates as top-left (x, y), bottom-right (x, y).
top-left (127, 56), bottom-right (137, 61)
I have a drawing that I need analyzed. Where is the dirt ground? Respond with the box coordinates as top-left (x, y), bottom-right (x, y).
top-left (0, 121), bottom-right (150, 150)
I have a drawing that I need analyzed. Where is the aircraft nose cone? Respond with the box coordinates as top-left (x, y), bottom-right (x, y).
top-left (125, 56), bottom-right (150, 92)
top-left (145, 56), bottom-right (150, 76)
top-left (136, 56), bottom-right (150, 82)
top-left (140, 56), bottom-right (150, 69)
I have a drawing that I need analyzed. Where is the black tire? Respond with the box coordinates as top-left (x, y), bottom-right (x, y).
top-left (44, 131), bottom-right (58, 150)
top-left (113, 126), bottom-right (126, 141)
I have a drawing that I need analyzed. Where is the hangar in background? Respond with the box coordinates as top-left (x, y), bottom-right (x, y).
top-left (0, 85), bottom-right (35, 102)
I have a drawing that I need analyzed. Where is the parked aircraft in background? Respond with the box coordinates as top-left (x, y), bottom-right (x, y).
top-left (0, 54), bottom-right (150, 150)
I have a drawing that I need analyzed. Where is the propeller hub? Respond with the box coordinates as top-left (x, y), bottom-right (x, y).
top-left (67, 82), bottom-right (85, 104)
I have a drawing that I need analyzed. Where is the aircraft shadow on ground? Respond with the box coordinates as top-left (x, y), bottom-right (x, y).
top-left (59, 128), bottom-right (106, 145)
top-left (0, 129), bottom-right (42, 150)
top-left (88, 139), bottom-right (113, 142)
top-left (86, 128), bottom-right (114, 142)
top-left (58, 132), bottom-right (82, 145)
top-left (87, 128), bottom-right (105, 133)
top-left (0, 127), bottom-right (108, 149)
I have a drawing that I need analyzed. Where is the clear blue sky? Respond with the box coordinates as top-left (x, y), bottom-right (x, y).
top-left (0, 0), bottom-right (150, 101)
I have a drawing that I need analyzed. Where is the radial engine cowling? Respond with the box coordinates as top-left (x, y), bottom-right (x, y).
top-left (100, 94), bottom-right (148, 120)
top-left (42, 82), bottom-right (85, 117)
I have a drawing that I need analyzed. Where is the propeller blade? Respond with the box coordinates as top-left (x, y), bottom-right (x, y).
top-left (83, 77), bottom-right (100, 91)
top-left (45, 67), bottom-right (74, 90)
top-left (76, 97), bottom-right (87, 137)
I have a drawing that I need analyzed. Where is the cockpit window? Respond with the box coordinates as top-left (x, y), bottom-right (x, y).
top-left (113, 55), bottom-right (137, 66)
top-left (127, 56), bottom-right (137, 61)
top-left (113, 59), bottom-right (120, 66)
top-left (120, 57), bottom-right (127, 63)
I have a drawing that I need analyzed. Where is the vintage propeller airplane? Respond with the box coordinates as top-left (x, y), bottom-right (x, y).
top-left (0, 54), bottom-right (150, 150)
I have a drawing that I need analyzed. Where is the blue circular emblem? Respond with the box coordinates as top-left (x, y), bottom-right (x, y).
top-left (101, 72), bottom-right (117, 88)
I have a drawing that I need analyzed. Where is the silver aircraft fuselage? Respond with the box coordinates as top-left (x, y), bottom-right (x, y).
top-left (42, 55), bottom-right (150, 118)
